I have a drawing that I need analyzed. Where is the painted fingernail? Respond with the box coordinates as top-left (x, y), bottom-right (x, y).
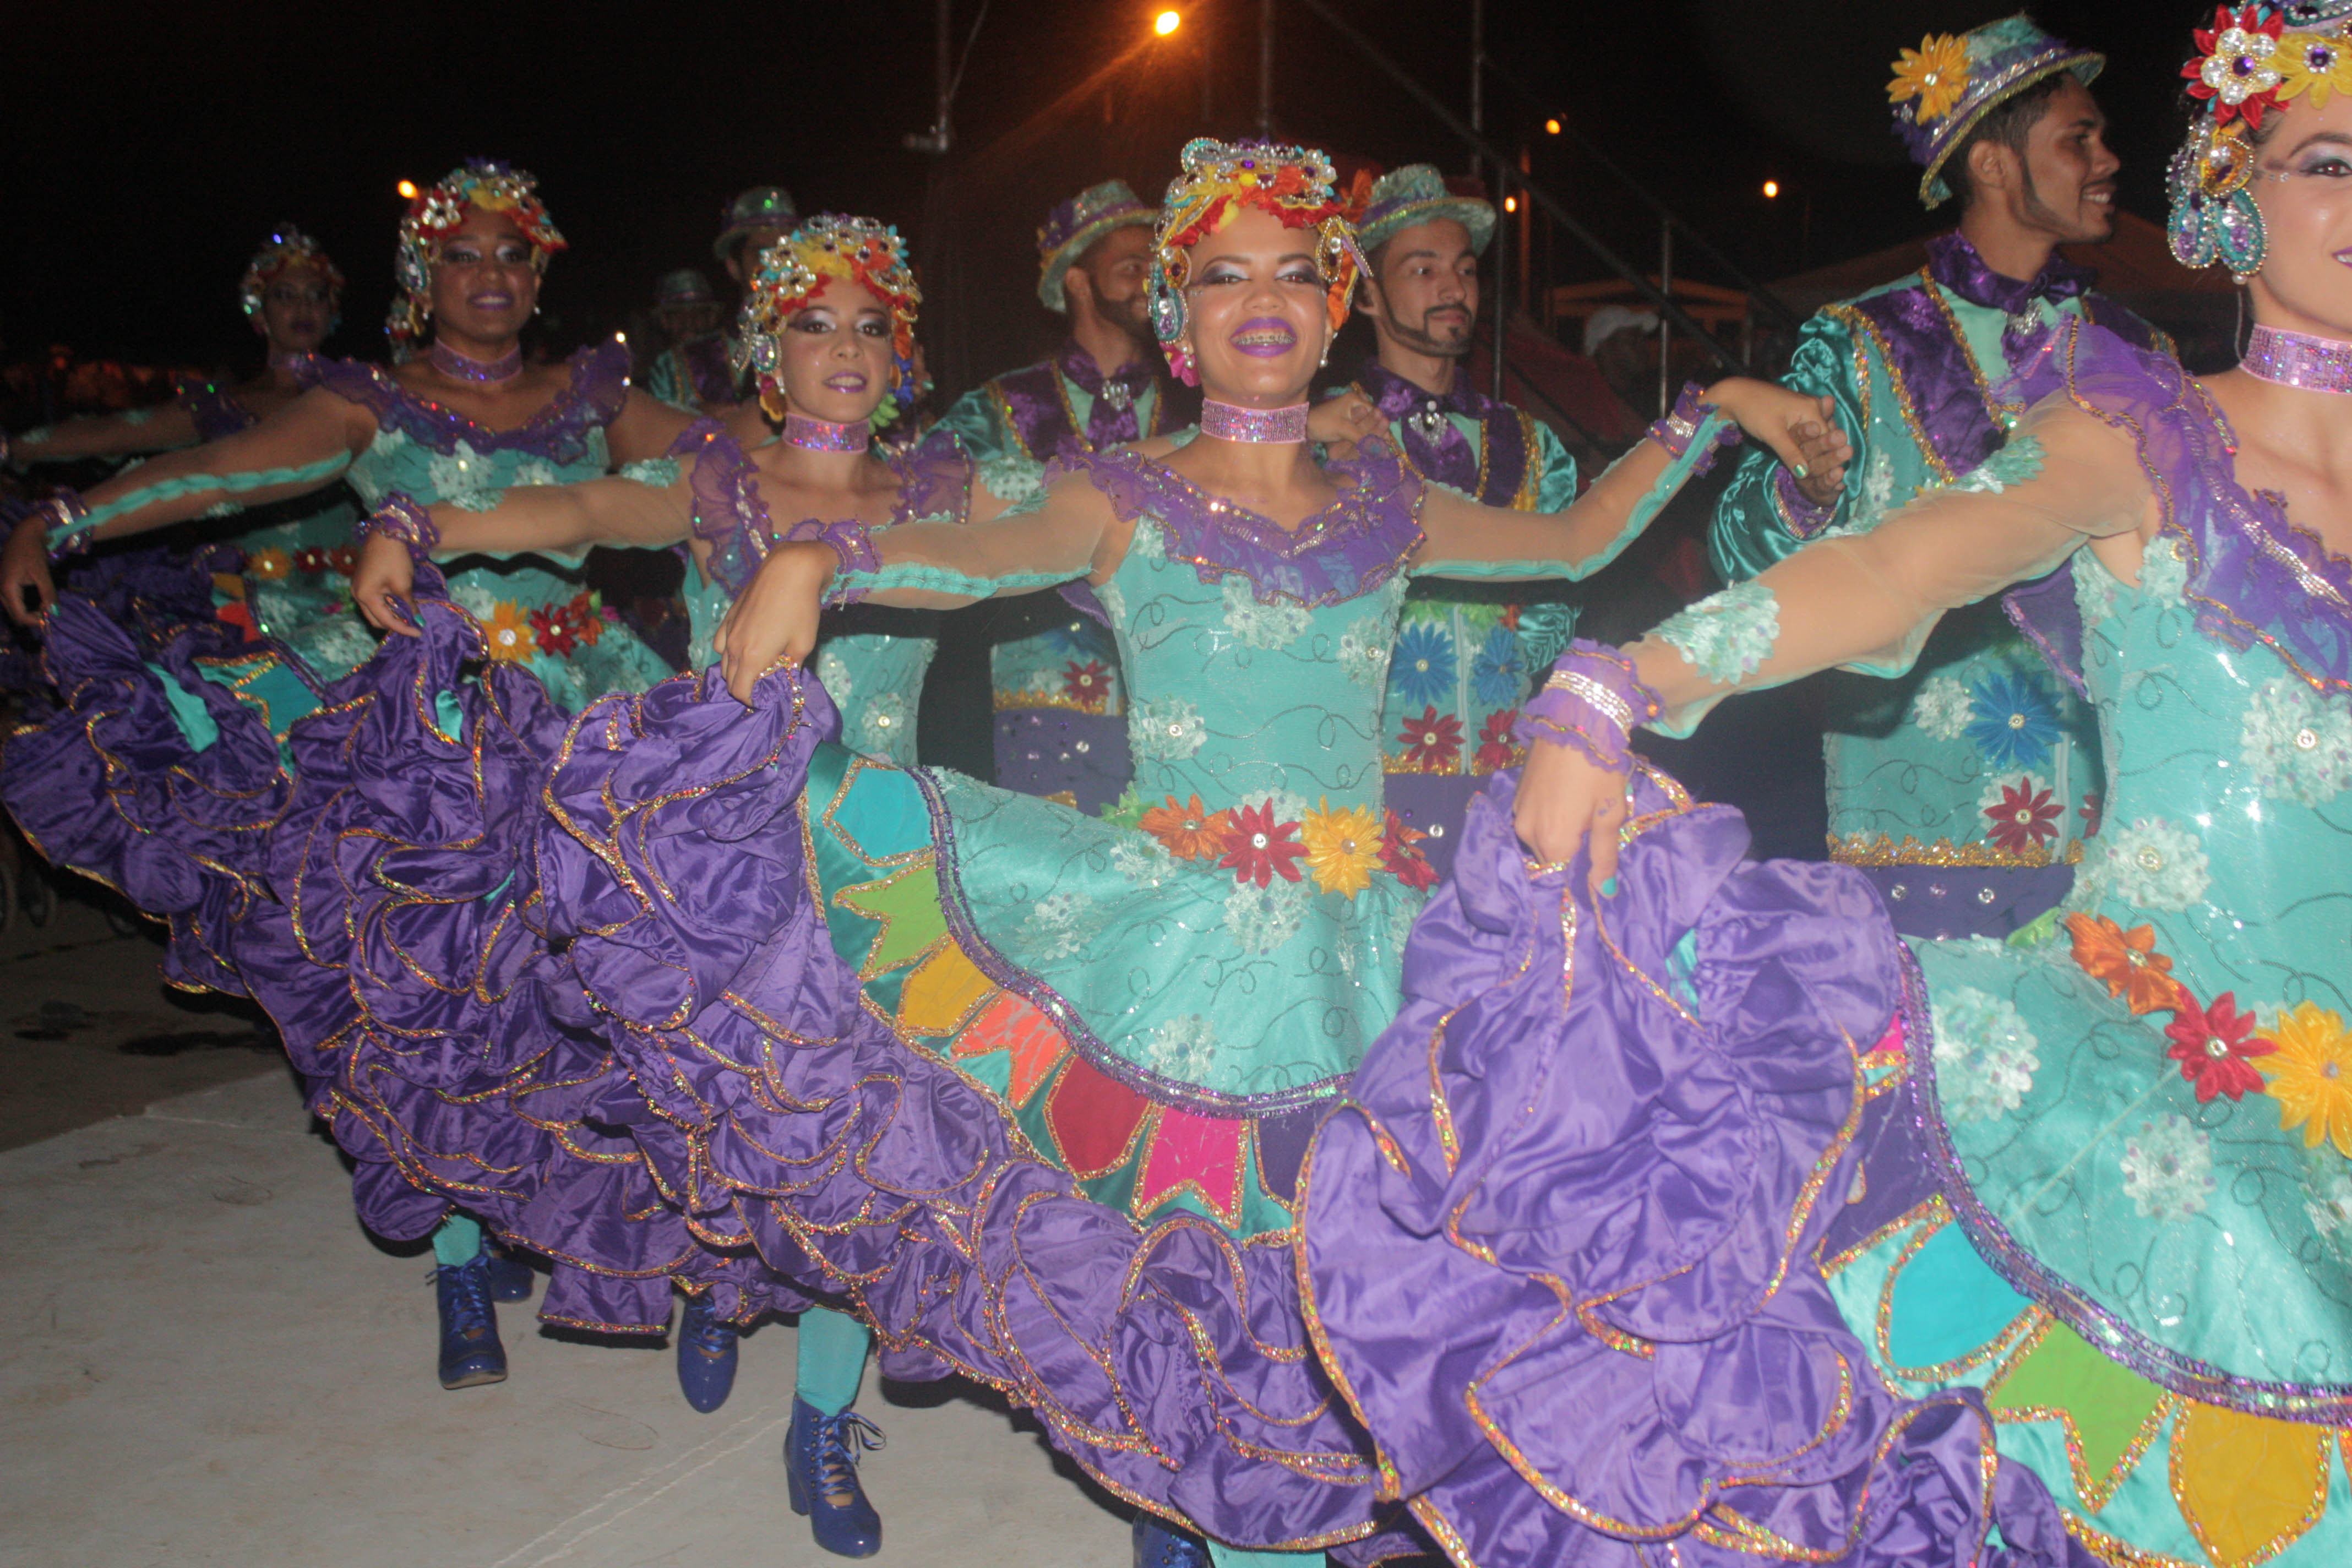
top-left (1793, 464), bottom-right (1809, 479)
top-left (1598, 877), bottom-right (1619, 898)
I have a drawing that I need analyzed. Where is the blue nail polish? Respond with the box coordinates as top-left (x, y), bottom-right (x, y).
top-left (1598, 877), bottom-right (1619, 898)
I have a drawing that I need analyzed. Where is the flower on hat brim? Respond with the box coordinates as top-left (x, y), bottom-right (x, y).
top-left (1890, 33), bottom-right (1970, 124)
top-left (2184, 6), bottom-right (2288, 129)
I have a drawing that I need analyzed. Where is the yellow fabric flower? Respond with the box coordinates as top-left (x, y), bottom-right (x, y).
top-left (2256, 1000), bottom-right (2352, 1157)
top-left (2275, 32), bottom-right (2352, 107)
top-left (481, 601), bottom-right (537, 663)
top-left (1300, 797), bottom-right (1383, 900)
top-left (247, 547), bottom-right (292, 581)
top-left (1888, 33), bottom-right (1970, 124)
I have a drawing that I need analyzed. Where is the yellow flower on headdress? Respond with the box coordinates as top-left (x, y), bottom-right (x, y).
top-left (1300, 797), bottom-right (1384, 900)
top-left (1890, 33), bottom-right (1970, 124)
top-left (2256, 1000), bottom-right (2352, 1157)
top-left (480, 601), bottom-right (537, 663)
top-left (2275, 32), bottom-right (2352, 107)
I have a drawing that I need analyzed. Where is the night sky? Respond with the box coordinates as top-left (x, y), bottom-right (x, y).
top-left (7, 0), bottom-right (2184, 398)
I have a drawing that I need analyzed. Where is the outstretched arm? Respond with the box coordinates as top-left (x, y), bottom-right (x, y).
top-left (1513, 393), bottom-right (2155, 884)
top-left (1708, 312), bottom-right (1866, 581)
top-left (713, 476), bottom-right (1113, 701)
top-left (2, 386), bottom-right (368, 625)
top-left (8, 401), bottom-right (203, 463)
top-left (1409, 378), bottom-right (1850, 583)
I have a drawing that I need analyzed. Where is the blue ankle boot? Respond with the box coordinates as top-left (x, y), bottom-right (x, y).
top-left (434, 1255), bottom-right (507, 1389)
top-left (674, 1291), bottom-right (739, 1414)
top-left (486, 1243), bottom-right (536, 1303)
top-left (785, 1397), bottom-right (884, 1558)
top-left (1131, 1516), bottom-right (1212, 1568)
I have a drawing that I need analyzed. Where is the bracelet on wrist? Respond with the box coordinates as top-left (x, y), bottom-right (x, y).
top-left (1512, 639), bottom-right (1663, 773)
top-left (357, 492), bottom-right (441, 566)
top-left (1647, 382), bottom-right (1744, 476)
top-left (1770, 462), bottom-right (1836, 539)
top-left (39, 488), bottom-right (94, 562)
top-left (783, 518), bottom-right (879, 607)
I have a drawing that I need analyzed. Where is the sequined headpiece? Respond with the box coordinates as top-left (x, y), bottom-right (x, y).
top-left (1037, 179), bottom-right (1155, 313)
top-left (239, 226), bottom-right (344, 320)
top-left (1353, 164), bottom-right (1496, 258)
top-left (1888, 15), bottom-right (2104, 209)
top-left (1146, 138), bottom-right (1364, 385)
top-left (715, 185), bottom-right (799, 263)
top-left (386, 160), bottom-right (568, 356)
top-left (732, 214), bottom-right (923, 420)
top-left (2169, 3), bottom-right (2352, 280)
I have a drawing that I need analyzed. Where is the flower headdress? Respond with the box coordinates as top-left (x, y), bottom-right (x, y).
top-left (1146, 138), bottom-right (1364, 385)
top-left (731, 214), bottom-right (923, 422)
top-left (2171, 3), bottom-right (2352, 280)
top-left (385, 160), bottom-right (568, 357)
top-left (238, 226), bottom-right (344, 321)
top-left (1887, 15), bottom-right (2104, 210)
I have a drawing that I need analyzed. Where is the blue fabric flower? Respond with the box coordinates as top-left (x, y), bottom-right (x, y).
top-left (1963, 671), bottom-right (2061, 771)
top-left (1471, 624), bottom-right (1525, 708)
top-left (1389, 622), bottom-right (1457, 709)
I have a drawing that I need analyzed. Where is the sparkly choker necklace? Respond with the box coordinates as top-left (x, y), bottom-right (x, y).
top-left (266, 349), bottom-right (306, 374)
top-left (1200, 399), bottom-right (1309, 443)
top-left (2241, 324), bottom-right (2352, 396)
top-left (783, 411), bottom-right (872, 453)
top-left (430, 340), bottom-right (523, 386)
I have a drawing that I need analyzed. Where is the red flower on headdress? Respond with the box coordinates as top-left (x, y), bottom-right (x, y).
top-left (2163, 989), bottom-right (2274, 1103)
top-left (2184, 6), bottom-right (2288, 128)
top-left (1217, 802), bottom-right (1306, 888)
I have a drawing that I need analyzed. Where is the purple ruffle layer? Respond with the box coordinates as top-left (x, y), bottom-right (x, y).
top-left (1301, 777), bottom-right (2083, 1565)
top-left (1, 599), bottom-right (293, 992)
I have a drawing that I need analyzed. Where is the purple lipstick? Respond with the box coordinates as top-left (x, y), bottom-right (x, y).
top-left (1230, 317), bottom-right (1298, 357)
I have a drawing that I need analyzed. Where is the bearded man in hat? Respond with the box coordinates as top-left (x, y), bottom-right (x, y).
top-left (1709, 14), bottom-right (2172, 939)
top-left (645, 187), bottom-right (800, 413)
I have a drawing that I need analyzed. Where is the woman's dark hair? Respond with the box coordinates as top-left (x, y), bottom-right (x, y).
top-left (1945, 72), bottom-right (2075, 207)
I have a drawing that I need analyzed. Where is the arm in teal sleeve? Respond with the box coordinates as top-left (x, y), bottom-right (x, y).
top-left (1412, 413), bottom-right (1731, 581)
top-left (840, 485), bottom-right (1103, 608)
top-left (1707, 311), bottom-right (1868, 584)
top-left (58, 386), bottom-right (365, 546)
top-left (1528, 418), bottom-right (1580, 513)
top-left (932, 383), bottom-right (1045, 507)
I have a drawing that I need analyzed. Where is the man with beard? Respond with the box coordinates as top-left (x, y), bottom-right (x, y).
top-left (1347, 164), bottom-right (1580, 875)
top-left (646, 187), bottom-right (798, 413)
top-left (1709, 17), bottom-right (2171, 938)
top-left (934, 180), bottom-right (1183, 807)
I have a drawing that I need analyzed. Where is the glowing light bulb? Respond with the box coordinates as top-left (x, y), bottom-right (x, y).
top-left (1762, 179), bottom-right (1780, 199)
top-left (1545, 118), bottom-right (1562, 135)
top-left (1503, 195), bottom-right (1517, 213)
top-left (1155, 9), bottom-right (1181, 35)
top-left (398, 179), bottom-right (420, 199)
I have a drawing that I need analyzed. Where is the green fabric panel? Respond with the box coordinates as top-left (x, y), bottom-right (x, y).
top-left (1989, 1322), bottom-right (2165, 1484)
top-left (144, 663), bottom-right (221, 752)
top-left (431, 1213), bottom-right (484, 1267)
top-left (1886, 1221), bottom-right (2032, 1370)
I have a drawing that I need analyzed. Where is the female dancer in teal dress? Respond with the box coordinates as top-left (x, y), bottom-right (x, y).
top-left (349, 214), bottom-right (981, 1548)
top-left (2, 227), bottom-right (358, 640)
top-left (0, 161), bottom-right (687, 1392)
top-left (1495, 10), bottom-right (2352, 1560)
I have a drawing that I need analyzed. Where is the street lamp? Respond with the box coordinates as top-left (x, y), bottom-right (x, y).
top-left (1155, 9), bottom-right (1181, 35)
top-left (396, 179), bottom-right (420, 199)
top-left (1762, 179), bottom-right (1779, 199)
top-left (1544, 118), bottom-right (1561, 135)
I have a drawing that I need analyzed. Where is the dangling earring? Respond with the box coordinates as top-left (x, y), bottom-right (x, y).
top-left (1166, 341), bottom-right (1199, 387)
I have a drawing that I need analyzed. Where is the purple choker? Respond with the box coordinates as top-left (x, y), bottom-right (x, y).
top-left (2240, 325), bottom-right (2352, 396)
top-left (266, 349), bottom-right (306, 374)
top-left (783, 412), bottom-right (871, 453)
top-left (1201, 399), bottom-right (1309, 444)
top-left (430, 340), bottom-right (523, 386)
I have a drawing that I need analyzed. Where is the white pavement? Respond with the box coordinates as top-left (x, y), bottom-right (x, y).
top-left (0, 1069), bottom-right (1133, 1568)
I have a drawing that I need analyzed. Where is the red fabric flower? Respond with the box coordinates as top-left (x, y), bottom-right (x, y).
top-left (2078, 791), bottom-right (2104, 840)
top-left (1380, 809), bottom-right (1438, 892)
top-left (2164, 989), bottom-right (2274, 1103)
top-left (292, 546), bottom-right (329, 574)
top-left (1397, 706), bottom-right (1463, 772)
top-left (2183, 6), bottom-right (2287, 128)
top-left (530, 605), bottom-right (578, 658)
top-left (328, 543), bottom-right (359, 577)
top-left (568, 591), bottom-right (604, 645)
top-left (1061, 660), bottom-right (1110, 711)
top-left (1217, 802), bottom-right (1306, 888)
top-left (1983, 778), bottom-right (2061, 854)
top-left (1474, 709), bottom-right (1522, 774)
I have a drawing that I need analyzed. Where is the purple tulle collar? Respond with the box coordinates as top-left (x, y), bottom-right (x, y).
top-left (291, 337), bottom-right (630, 465)
top-left (1064, 438), bottom-right (1424, 607)
top-left (2002, 319), bottom-right (2352, 697)
top-left (684, 420), bottom-right (974, 599)
top-left (1924, 231), bottom-right (2093, 316)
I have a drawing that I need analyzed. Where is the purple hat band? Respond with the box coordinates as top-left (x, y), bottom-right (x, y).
top-left (1040, 198), bottom-right (1152, 260)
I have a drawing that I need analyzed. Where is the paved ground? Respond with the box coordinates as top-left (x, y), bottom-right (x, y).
top-left (0, 886), bottom-right (1135, 1568)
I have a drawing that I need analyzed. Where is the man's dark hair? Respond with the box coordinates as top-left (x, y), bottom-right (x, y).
top-left (1945, 72), bottom-right (2072, 208)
